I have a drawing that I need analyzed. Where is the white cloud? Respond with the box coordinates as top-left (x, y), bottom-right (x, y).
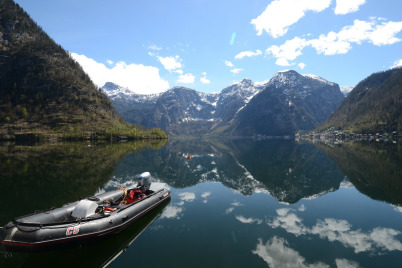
top-left (106, 60), bottom-right (114, 65)
top-left (266, 19), bottom-right (402, 66)
top-left (230, 68), bottom-right (244, 74)
top-left (309, 32), bottom-right (352, 55)
top-left (335, 0), bottom-right (366, 15)
top-left (266, 37), bottom-right (308, 66)
top-left (157, 55), bottom-right (183, 71)
top-left (309, 19), bottom-right (402, 55)
top-left (298, 63), bottom-right (306, 70)
top-left (201, 192), bottom-right (211, 198)
top-left (177, 73), bottom-right (195, 84)
top-left (200, 77), bottom-right (211, 84)
top-left (225, 207), bottom-right (235, 214)
top-left (178, 192), bottom-right (196, 202)
top-left (268, 208), bottom-right (307, 236)
top-left (251, 0), bottom-right (331, 38)
top-left (148, 44), bottom-right (162, 51)
top-left (174, 69), bottom-right (184, 75)
top-left (70, 53), bottom-right (169, 94)
top-left (160, 206), bottom-right (183, 219)
top-left (201, 192), bottom-right (211, 203)
top-left (200, 73), bottom-right (210, 84)
top-left (252, 236), bottom-right (330, 268)
top-left (393, 205), bottom-right (402, 212)
top-left (335, 259), bottom-right (361, 268)
top-left (235, 215), bottom-right (263, 224)
top-left (235, 49), bottom-right (262, 60)
top-left (225, 60), bottom-right (234, 67)
top-left (370, 21), bottom-right (402, 46)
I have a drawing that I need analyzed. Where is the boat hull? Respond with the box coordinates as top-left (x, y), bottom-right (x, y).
top-left (0, 188), bottom-right (170, 252)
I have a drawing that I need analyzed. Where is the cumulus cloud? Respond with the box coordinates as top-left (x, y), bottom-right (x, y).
top-left (177, 73), bottom-right (195, 84)
top-left (251, 0), bottom-right (331, 38)
top-left (335, 0), bottom-right (366, 15)
top-left (225, 60), bottom-right (234, 67)
top-left (266, 37), bottom-right (308, 66)
top-left (266, 18), bottom-right (402, 66)
top-left (157, 55), bottom-right (183, 71)
top-left (230, 68), bottom-right (244, 74)
top-left (70, 53), bottom-right (169, 94)
top-left (298, 63), bottom-right (306, 70)
top-left (252, 236), bottom-right (330, 268)
top-left (235, 49), bottom-right (262, 60)
top-left (200, 73), bottom-right (210, 84)
top-left (200, 77), bottom-right (211, 84)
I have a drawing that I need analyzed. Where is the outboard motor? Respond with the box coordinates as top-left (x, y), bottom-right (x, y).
top-left (138, 172), bottom-right (152, 192)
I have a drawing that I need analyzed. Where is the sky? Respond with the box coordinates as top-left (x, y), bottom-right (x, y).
top-left (14, 0), bottom-right (402, 94)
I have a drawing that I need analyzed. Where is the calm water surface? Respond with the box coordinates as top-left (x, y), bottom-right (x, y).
top-left (0, 139), bottom-right (401, 268)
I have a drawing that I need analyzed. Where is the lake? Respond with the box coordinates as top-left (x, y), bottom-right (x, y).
top-left (0, 138), bottom-right (401, 268)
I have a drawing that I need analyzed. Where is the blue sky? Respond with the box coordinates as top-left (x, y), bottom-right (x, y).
top-left (14, 0), bottom-right (402, 94)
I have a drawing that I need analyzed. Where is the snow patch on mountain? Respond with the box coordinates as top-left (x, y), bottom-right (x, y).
top-left (340, 86), bottom-right (354, 96)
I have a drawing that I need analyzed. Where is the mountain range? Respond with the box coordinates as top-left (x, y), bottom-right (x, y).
top-left (103, 70), bottom-right (345, 136)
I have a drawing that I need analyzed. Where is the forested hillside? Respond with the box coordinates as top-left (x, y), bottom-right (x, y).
top-left (0, 0), bottom-right (166, 140)
top-left (316, 67), bottom-right (402, 133)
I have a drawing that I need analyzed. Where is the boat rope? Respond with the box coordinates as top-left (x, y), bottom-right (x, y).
top-left (118, 187), bottom-right (127, 204)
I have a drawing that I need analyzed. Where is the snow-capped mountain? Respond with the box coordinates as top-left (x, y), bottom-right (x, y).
top-left (223, 70), bottom-right (345, 136)
top-left (340, 86), bottom-right (354, 96)
top-left (102, 70), bottom-right (344, 136)
top-left (215, 78), bottom-right (267, 122)
top-left (102, 78), bottom-right (266, 135)
top-left (102, 82), bottom-right (160, 104)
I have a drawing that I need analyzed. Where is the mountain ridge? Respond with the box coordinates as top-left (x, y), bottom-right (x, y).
top-left (103, 70), bottom-right (345, 136)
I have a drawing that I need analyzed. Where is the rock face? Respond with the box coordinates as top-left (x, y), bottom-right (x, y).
top-left (103, 70), bottom-right (344, 136)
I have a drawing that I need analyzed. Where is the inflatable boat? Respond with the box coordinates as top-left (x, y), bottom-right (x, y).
top-left (0, 174), bottom-right (170, 252)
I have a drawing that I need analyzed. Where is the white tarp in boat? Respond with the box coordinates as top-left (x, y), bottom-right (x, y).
top-left (71, 199), bottom-right (98, 218)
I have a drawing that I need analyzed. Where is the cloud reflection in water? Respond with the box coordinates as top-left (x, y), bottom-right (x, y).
top-left (267, 207), bottom-right (402, 254)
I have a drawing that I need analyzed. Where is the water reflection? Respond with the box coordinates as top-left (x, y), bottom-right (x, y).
top-left (2, 138), bottom-right (402, 268)
top-left (107, 139), bottom-right (345, 204)
top-left (315, 141), bottom-right (402, 206)
top-left (267, 207), bottom-right (402, 254)
top-left (0, 140), bottom-right (167, 226)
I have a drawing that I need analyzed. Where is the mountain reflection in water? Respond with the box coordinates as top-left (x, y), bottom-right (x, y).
top-left (1, 138), bottom-right (401, 268)
top-left (106, 139), bottom-right (346, 204)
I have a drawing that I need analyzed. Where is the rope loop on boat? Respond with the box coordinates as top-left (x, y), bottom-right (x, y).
top-left (119, 187), bottom-right (127, 204)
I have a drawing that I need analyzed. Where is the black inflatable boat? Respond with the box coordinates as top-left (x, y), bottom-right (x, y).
top-left (0, 183), bottom-right (170, 252)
